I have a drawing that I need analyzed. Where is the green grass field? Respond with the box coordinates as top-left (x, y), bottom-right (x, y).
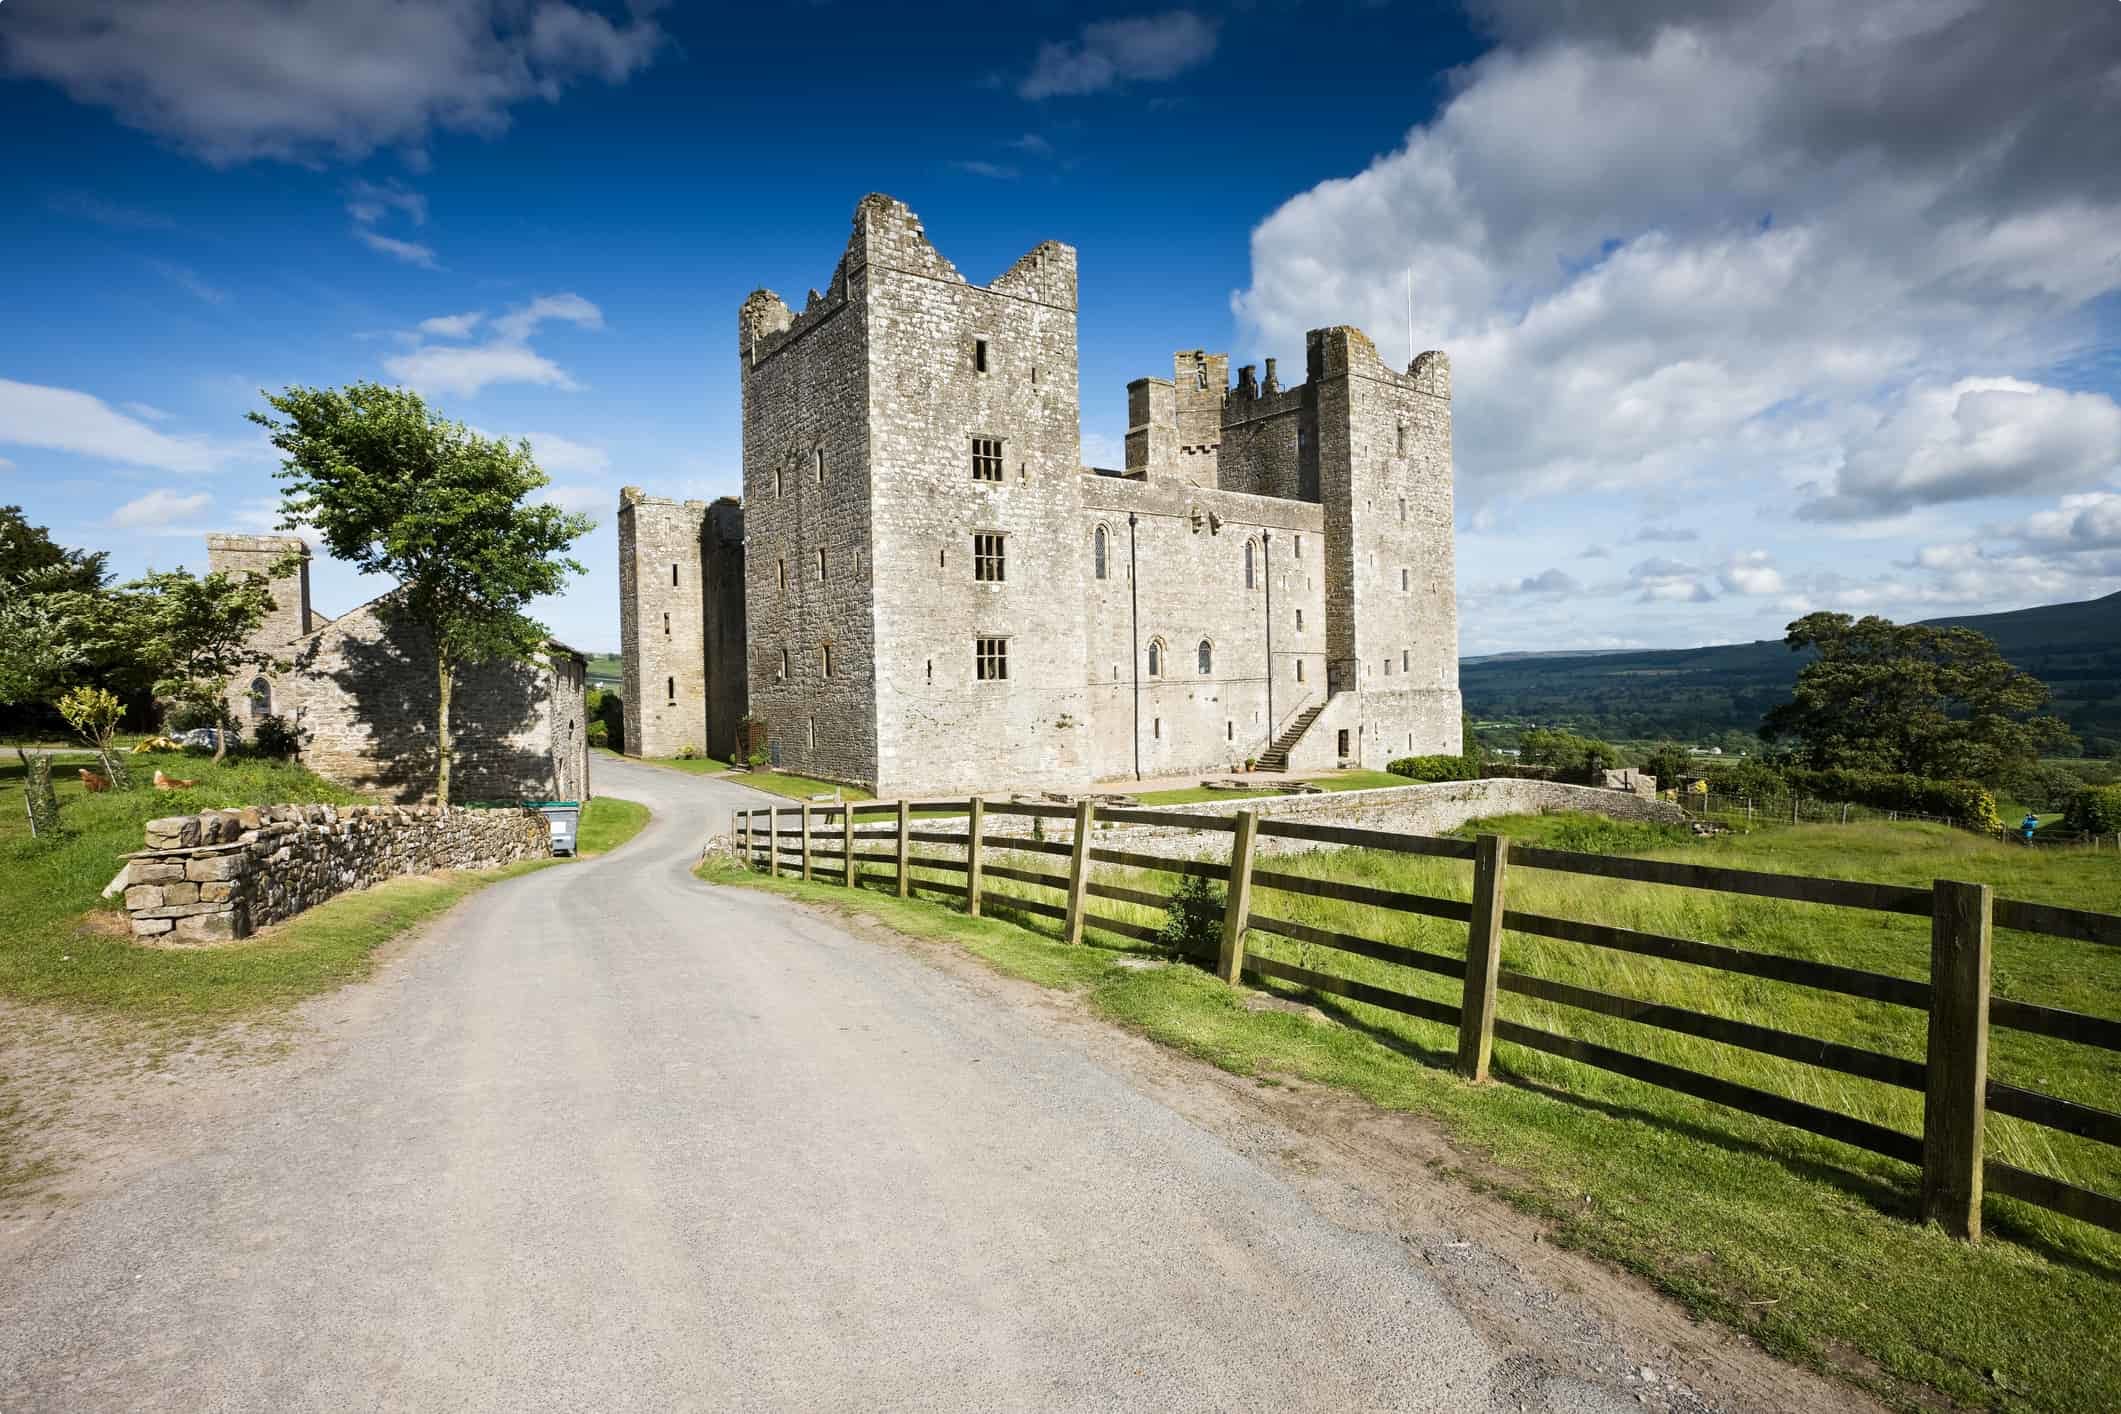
top-left (703, 813), bottom-right (2121, 1413)
top-left (0, 752), bottom-right (641, 1017)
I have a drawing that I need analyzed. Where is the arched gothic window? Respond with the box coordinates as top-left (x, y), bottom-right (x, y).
top-left (1244, 540), bottom-right (1255, 589)
top-left (248, 677), bottom-right (271, 719)
top-left (1197, 640), bottom-right (1213, 675)
top-left (1093, 525), bottom-right (1108, 580)
top-left (1147, 638), bottom-right (1165, 677)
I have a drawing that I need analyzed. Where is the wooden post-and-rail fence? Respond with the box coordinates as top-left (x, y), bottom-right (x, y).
top-left (729, 797), bottom-right (2121, 1244)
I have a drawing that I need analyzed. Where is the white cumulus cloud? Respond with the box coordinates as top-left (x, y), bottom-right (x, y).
top-left (1020, 11), bottom-right (1219, 99)
top-left (384, 293), bottom-right (604, 397)
top-left (0, 0), bottom-right (667, 166)
top-left (354, 229), bottom-right (440, 269)
top-left (0, 379), bottom-right (224, 474)
top-left (111, 488), bottom-right (211, 529)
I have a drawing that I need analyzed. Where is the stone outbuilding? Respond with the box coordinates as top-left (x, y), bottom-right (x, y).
top-left (207, 533), bottom-right (589, 804)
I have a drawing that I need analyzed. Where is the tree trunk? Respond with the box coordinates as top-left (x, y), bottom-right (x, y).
top-left (435, 650), bottom-right (454, 808)
top-left (98, 737), bottom-right (131, 790)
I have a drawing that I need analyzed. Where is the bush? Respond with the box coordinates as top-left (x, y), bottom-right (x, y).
top-left (1387, 753), bottom-right (1483, 783)
top-left (248, 713), bottom-right (305, 760)
top-left (1158, 874), bottom-right (1225, 958)
top-left (1518, 728), bottom-right (1620, 781)
top-left (2000, 761), bottom-right (2088, 813)
top-left (1781, 767), bottom-right (2003, 833)
top-left (587, 719), bottom-right (609, 748)
top-left (2065, 784), bottom-right (2121, 834)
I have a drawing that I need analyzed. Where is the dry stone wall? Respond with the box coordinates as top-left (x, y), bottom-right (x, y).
top-left (964, 778), bottom-right (1686, 852)
top-left (124, 804), bottom-right (550, 944)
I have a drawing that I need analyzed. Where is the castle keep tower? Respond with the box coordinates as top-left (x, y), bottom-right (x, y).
top-left (619, 195), bottom-right (1459, 788)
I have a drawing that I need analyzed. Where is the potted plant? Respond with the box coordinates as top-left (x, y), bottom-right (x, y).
top-left (1244, 756), bottom-right (1257, 773)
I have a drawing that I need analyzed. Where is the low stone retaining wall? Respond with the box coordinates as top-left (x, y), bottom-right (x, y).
top-left (124, 803), bottom-right (550, 944)
top-left (961, 777), bottom-right (1685, 853)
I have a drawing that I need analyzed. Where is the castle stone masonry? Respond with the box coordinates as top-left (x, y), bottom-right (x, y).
top-left (621, 195), bottom-right (1461, 794)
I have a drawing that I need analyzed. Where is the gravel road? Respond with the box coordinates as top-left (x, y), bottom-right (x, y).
top-left (0, 756), bottom-right (1760, 1412)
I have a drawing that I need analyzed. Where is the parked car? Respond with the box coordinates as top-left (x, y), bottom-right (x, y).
top-left (175, 727), bottom-right (224, 752)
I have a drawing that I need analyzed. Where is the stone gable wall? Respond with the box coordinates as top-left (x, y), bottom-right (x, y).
top-left (124, 804), bottom-right (550, 944)
top-left (229, 602), bottom-right (587, 805)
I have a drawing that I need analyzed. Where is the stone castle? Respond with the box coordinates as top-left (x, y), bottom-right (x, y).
top-left (208, 533), bottom-right (590, 804)
top-left (619, 194), bottom-right (1460, 794)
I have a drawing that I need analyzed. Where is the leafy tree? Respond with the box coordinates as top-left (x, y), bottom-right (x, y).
top-left (1640, 742), bottom-right (1693, 791)
top-left (1761, 612), bottom-right (2075, 779)
top-left (57, 685), bottom-right (130, 788)
top-left (0, 504), bottom-right (107, 591)
top-left (1520, 727), bottom-right (1619, 778)
top-left (115, 568), bottom-right (284, 762)
top-left (250, 383), bottom-right (591, 806)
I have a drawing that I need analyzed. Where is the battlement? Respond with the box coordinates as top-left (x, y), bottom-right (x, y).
top-left (1303, 325), bottom-right (1451, 400)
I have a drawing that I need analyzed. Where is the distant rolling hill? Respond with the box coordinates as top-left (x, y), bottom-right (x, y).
top-left (1460, 590), bottom-right (2121, 749)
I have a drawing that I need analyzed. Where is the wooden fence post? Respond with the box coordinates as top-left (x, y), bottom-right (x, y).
top-left (800, 803), bottom-right (813, 881)
top-left (1216, 809), bottom-right (1260, 984)
top-left (739, 810), bottom-right (750, 867)
top-left (767, 808), bottom-right (780, 877)
top-left (1923, 878), bottom-right (1993, 1241)
top-left (1455, 832), bottom-right (1511, 1082)
top-left (842, 804), bottom-right (855, 888)
top-left (896, 799), bottom-right (911, 898)
top-left (1063, 798), bottom-right (1096, 944)
top-left (966, 797), bottom-right (985, 917)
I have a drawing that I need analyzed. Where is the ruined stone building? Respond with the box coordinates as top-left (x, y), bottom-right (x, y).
top-left (208, 533), bottom-right (590, 803)
top-left (619, 194), bottom-right (1460, 794)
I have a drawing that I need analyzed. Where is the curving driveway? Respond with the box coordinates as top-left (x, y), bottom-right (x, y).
top-left (0, 755), bottom-right (1783, 1412)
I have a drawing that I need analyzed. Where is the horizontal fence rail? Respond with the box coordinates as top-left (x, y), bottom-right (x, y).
top-left (728, 794), bottom-right (2121, 1244)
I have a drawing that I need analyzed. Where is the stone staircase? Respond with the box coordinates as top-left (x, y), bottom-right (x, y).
top-left (1255, 704), bottom-right (1323, 772)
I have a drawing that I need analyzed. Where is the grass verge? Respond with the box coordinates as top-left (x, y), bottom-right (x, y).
top-left (698, 815), bottom-right (2121, 1414)
top-left (576, 796), bottom-right (651, 856)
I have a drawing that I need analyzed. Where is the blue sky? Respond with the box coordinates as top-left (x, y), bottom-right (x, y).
top-left (4, 1), bottom-right (2118, 656)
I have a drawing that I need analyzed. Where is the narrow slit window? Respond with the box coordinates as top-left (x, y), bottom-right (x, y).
top-left (1402, 649), bottom-right (1410, 673)
top-left (1295, 659), bottom-right (1305, 683)
top-left (1294, 535), bottom-right (1303, 560)
top-left (975, 637), bottom-right (1008, 681)
top-left (806, 719), bottom-right (815, 750)
top-left (815, 447), bottom-right (825, 483)
top-left (671, 563), bottom-right (679, 586)
top-left (1244, 540), bottom-right (1254, 589)
top-left (777, 648), bottom-right (789, 681)
top-left (974, 532), bottom-right (1005, 582)
top-left (1401, 567), bottom-right (1410, 591)
top-left (666, 676), bottom-right (675, 704)
top-left (821, 643), bottom-right (833, 677)
top-left (662, 612), bottom-right (670, 636)
top-left (1396, 420), bottom-right (1407, 455)
top-left (1295, 609), bottom-right (1303, 632)
top-left (817, 547), bottom-right (827, 581)
top-left (1093, 526), bottom-right (1108, 580)
top-left (776, 558), bottom-right (787, 590)
top-left (974, 338), bottom-right (989, 373)
top-left (1154, 717), bottom-right (1162, 740)
top-left (970, 436), bottom-right (1003, 482)
top-left (1226, 721), bottom-right (1233, 741)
